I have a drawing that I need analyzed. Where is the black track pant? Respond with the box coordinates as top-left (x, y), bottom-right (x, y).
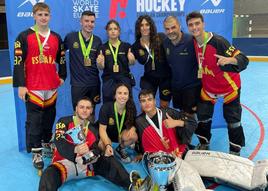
top-left (196, 95), bottom-right (245, 152)
top-left (25, 101), bottom-right (56, 152)
top-left (38, 156), bottom-right (130, 191)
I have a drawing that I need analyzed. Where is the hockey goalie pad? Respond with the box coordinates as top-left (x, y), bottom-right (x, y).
top-left (169, 157), bottom-right (212, 191)
top-left (184, 150), bottom-right (268, 190)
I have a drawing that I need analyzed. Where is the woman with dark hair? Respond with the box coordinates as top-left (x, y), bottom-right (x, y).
top-left (98, 83), bottom-right (138, 163)
top-left (97, 20), bottom-right (136, 102)
top-left (132, 15), bottom-right (171, 109)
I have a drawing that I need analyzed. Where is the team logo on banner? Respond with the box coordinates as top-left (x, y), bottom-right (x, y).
top-left (72, 0), bottom-right (100, 19)
top-left (200, 0), bottom-right (225, 14)
top-left (201, 0), bottom-right (222, 7)
top-left (136, 0), bottom-right (185, 18)
top-left (17, 0), bottom-right (45, 17)
top-left (109, 0), bottom-right (128, 19)
top-left (18, 0), bottom-right (45, 8)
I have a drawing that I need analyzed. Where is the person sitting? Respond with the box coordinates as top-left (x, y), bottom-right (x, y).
top-left (99, 83), bottom-right (138, 163)
top-left (38, 97), bottom-right (131, 191)
top-left (135, 89), bottom-right (197, 159)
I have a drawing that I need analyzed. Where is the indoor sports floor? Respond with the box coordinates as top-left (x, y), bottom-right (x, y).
top-left (0, 61), bottom-right (267, 191)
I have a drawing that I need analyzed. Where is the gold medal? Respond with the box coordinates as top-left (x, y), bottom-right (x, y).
top-left (84, 57), bottom-right (91, 66)
top-left (39, 54), bottom-right (45, 63)
top-left (113, 64), bottom-right (119, 73)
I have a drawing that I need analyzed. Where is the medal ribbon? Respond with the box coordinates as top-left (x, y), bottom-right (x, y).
top-left (34, 25), bottom-right (50, 55)
top-left (144, 44), bottom-right (155, 70)
top-left (114, 102), bottom-right (126, 136)
top-left (202, 32), bottom-right (209, 59)
top-left (79, 31), bottom-right (94, 59)
top-left (145, 108), bottom-right (163, 139)
top-left (195, 32), bottom-right (209, 73)
top-left (109, 40), bottom-right (121, 66)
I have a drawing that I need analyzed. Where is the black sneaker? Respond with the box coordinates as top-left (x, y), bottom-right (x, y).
top-left (32, 148), bottom-right (44, 170)
top-left (115, 145), bottom-right (131, 163)
top-left (195, 143), bottom-right (210, 150)
top-left (129, 170), bottom-right (152, 191)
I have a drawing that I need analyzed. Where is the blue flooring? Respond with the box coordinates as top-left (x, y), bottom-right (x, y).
top-left (0, 61), bottom-right (267, 190)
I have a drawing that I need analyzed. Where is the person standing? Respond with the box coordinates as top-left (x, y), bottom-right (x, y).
top-left (64, 11), bottom-right (102, 110)
top-left (132, 15), bottom-right (171, 109)
top-left (163, 16), bottom-right (201, 115)
top-left (186, 11), bottom-right (248, 155)
top-left (13, 3), bottom-right (66, 170)
top-left (97, 20), bottom-right (136, 103)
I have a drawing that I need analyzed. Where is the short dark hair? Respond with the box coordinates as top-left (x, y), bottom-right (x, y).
top-left (138, 89), bottom-right (155, 100)
top-left (163, 15), bottom-right (180, 25)
top-left (76, 96), bottom-right (93, 107)
top-left (186, 11), bottom-right (204, 24)
top-left (81, 11), bottom-right (95, 17)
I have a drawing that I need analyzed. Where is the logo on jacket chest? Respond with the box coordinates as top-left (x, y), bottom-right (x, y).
top-left (73, 42), bottom-right (79, 49)
top-left (139, 49), bottom-right (145, 56)
top-left (179, 48), bottom-right (189, 55)
top-left (108, 117), bottom-right (115, 125)
top-left (105, 49), bottom-right (111, 55)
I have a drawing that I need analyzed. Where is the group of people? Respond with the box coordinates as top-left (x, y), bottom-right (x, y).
top-left (13, 2), bottom-right (249, 191)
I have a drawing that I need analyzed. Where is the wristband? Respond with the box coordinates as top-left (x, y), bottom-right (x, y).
top-left (105, 144), bottom-right (111, 149)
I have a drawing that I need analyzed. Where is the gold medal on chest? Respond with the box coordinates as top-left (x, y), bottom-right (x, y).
top-left (84, 57), bottom-right (91, 66)
top-left (113, 64), bottom-right (119, 73)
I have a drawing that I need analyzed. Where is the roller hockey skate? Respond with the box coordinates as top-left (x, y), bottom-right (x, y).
top-left (41, 142), bottom-right (55, 158)
top-left (115, 144), bottom-right (132, 163)
top-left (129, 170), bottom-right (153, 191)
top-left (32, 148), bottom-right (44, 176)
